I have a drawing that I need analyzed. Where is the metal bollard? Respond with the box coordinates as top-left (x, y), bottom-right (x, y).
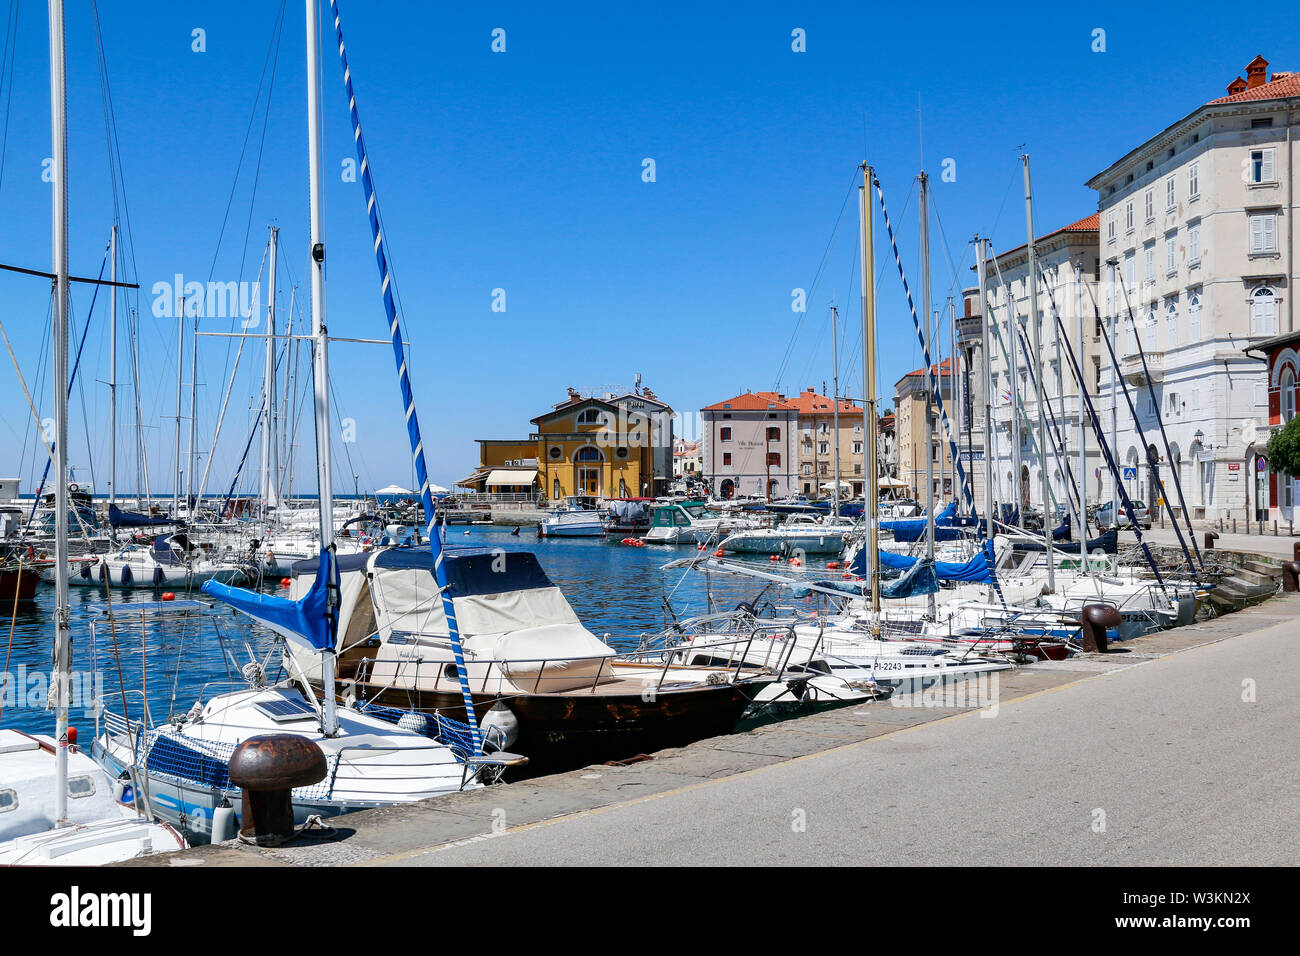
top-left (1294, 542), bottom-right (1300, 563)
top-left (1080, 604), bottom-right (1121, 653)
top-left (228, 734), bottom-right (327, 847)
top-left (1283, 561), bottom-right (1300, 593)
top-left (1204, 531), bottom-right (1219, 551)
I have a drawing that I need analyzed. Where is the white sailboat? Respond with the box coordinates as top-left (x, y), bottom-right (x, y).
top-left (93, 0), bottom-right (519, 845)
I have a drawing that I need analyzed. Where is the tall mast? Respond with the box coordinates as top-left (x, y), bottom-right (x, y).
top-left (109, 224), bottom-right (117, 510)
top-left (830, 304), bottom-right (841, 517)
top-left (1108, 258), bottom-right (1118, 516)
top-left (262, 225), bottom-right (280, 515)
top-left (1022, 153), bottom-right (1054, 591)
top-left (918, 169), bottom-right (936, 617)
top-left (187, 313), bottom-right (198, 512)
top-left (948, 294), bottom-right (957, 513)
top-left (48, 0), bottom-right (71, 827)
top-left (1076, 261), bottom-right (1087, 537)
top-left (173, 302), bottom-right (184, 519)
top-left (306, 0), bottom-right (338, 736)
top-left (859, 164), bottom-right (880, 618)
top-left (975, 237), bottom-right (996, 600)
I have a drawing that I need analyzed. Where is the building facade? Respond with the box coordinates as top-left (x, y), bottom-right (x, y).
top-left (464, 384), bottom-right (673, 501)
top-left (979, 216), bottom-right (1104, 513)
top-left (700, 391), bottom-right (798, 499)
top-left (1087, 56), bottom-right (1298, 523)
top-left (1248, 329), bottom-right (1300, 523)
top-left (784, 387), bottom-right (867, 497)
top-left (893, 359), bottom-right (955, 501)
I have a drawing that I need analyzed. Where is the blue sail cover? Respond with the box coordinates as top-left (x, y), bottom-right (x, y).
top-left (1020, 528), bottom-right (1119, 555)
top-left (882, 502), bottom-right (972, 542)
top-left (854, 542), bottom-right (994, 583)
top-left (816, 557), bottom-right (938, 600)
top-left (202, 547), bottom-right (338, 651)
top-left (108, 503), bottom-right (178, 528)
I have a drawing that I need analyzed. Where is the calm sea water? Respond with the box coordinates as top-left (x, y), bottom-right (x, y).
top-left (0, 527), bottom-right (778, 737)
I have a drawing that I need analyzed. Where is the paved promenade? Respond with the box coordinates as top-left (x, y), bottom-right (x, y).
top-left (1141, 524), bottom-right (1298, 560)
top-left (134, 590), bottom-right (1299, 868)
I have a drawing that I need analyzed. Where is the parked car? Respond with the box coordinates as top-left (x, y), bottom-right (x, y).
top-left (1096, 499), bottom-right (1152, 530)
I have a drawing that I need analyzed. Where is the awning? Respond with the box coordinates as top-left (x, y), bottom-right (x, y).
top-left (486, 469), bottom-right (538, 486)
top-left (455, 471), bottom-right (489, 487)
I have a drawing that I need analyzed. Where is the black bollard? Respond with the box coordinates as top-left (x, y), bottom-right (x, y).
top-left (1283, 561), bottom-right (1300, 593)
top-left (1080, 604), bottom-right (1121, 653)
top-left (228, 734), bottom-right (327, 847)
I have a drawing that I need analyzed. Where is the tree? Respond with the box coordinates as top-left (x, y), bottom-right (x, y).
top-left (1265, 416), bottom-right (1300, 478)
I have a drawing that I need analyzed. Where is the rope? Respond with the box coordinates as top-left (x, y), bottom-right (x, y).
top-left (329, 0), bottom-right (480, 752)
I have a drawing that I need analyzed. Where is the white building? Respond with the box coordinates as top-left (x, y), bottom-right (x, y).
top-left (978, 216), bottom-right (1104, 516)
top-left (1086, 56), bottom-right (1298, 523)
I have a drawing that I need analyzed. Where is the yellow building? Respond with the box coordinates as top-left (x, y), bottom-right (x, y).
top-left (462, 388), bottom-right (673, 501)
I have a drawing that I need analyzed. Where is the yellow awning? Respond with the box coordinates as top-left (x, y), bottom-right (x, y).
top-left (486, 469), bottom-right (538, 486)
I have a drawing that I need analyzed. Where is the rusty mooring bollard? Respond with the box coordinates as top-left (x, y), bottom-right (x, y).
top-left (1293, 542), bottom-right (1300, 563)
top-left (1081, 604), bottom-right (1121, 653)
top-left (228, 734), bottom-right (327, 847)
top-left (1283, 561), bottom-right (1300, 593)
top-left (1204, 531), bottom-right (1219, 551)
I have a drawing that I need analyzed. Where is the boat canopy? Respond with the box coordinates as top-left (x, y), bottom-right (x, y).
top-left (108, 503), bottom-right (179, 528)
top-left (814, 556), bottom-right (938, 600)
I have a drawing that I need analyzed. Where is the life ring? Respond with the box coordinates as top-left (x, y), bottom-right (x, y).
top-left (69, 483), bottom-right (79, 493)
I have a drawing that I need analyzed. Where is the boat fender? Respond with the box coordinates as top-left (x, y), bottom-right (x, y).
top-left (210, 803), bottom-right (238, 844)
top-left (480, 701), bottom-right (520, 750)
top-left (152, 564), bottom-right (164, 586)
top-left (98, 560), bottom-right (108, 583)
top-left (80, 562), bottom-right (91, 580)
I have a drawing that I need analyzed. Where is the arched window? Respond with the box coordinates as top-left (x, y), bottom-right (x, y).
top-left (1251, 286), bottom-right (1277, 335)
top-left (1282, 367), bottom-right (1296, 423)
top-left (1188, 293), bottom-right (1201, 340)
top-left (577, 408), bottom-right (601, 425)
top-left (1166, 299), bottom-right (1178, 348)
top-left (574, 446), bottom-right (603, 462)
top-left (1145, 307), bottom-right (1157, 350)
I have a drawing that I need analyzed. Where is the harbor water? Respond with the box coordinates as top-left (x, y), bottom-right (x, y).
top-left (0, 528), bottom-right (772, 738)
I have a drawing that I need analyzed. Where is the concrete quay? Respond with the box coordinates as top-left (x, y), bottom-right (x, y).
top-left (127, 588), bottom-right (1299, 868)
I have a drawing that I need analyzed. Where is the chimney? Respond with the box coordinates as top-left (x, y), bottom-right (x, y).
top-left (567, 386), bottom-right (579, 400)
top-left (1227, 76), bottom-right (1248, 95)
top-left (1246, 55), bottom-right (1269, 89)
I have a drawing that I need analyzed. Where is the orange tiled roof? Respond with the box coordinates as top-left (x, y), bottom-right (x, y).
top-left (1209, 70), bottom-right (1300, 105)
top-left (900, 357), bottom-right (953, 379)
top-left (783, 387), bottom-right (863, 416)
top-left (702, 391), bottom-right (796, 412)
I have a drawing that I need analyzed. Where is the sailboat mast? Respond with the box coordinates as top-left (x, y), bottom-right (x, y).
top-left (263, 225), bottom-right (279, 516)
top-left (859, 164), bottom-right (880, 617)
top-left (918, 169), bottom-right (936, 617)
top-left (109, 224), bottom-right (117, 509)
top-left (306, 0), bottom-right (338, 736)
top-left (1022, 153), bottom-right (1054, 591)
top-left (47, 0), bottom-right (71, 828)
top-left (1108, 258), bottom-right (1119, 517)
top-left (830, 304), bottom-right (840, 517)
top-left (975, 236), bottom-right (996, 599)
top-left (1076, 261), bottom-right (1087, 535)
top-left (173, 303), bottom-right (183, 519)
top-left (187, 314), bottom-right (198, 511)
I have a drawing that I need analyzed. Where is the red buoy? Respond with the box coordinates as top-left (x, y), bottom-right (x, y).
top-left (161, 592), bottom-right (175, 601)
top-left (714, 549), bottom-right (724, 557)
top-left (826, 561), bottom-right (839, 569)
top-left (281, 577), bottom-right (292, 588)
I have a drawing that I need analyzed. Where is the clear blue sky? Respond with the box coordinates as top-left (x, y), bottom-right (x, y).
top-left (1, 0), bottom-right (1295, 495)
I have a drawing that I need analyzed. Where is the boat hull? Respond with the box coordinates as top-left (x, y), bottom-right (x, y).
top-left (331, 677), bottom-right (769, 774)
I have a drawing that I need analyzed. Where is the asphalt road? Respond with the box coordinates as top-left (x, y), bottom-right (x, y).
top-left (406, 614), bottom-right (1299, 866)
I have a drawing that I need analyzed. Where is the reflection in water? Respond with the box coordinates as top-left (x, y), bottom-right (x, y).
top-left (0, 527), bottom-right (798, 736)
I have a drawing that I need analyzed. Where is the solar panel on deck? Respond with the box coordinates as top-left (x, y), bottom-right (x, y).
top-left (254, 697), bottom-right (318, 722)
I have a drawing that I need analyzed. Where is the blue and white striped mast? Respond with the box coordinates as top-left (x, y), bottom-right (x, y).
top-left (327, 0), bottom-right (480, 751)
top-left (305, 0), bottom-right (338, 736)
